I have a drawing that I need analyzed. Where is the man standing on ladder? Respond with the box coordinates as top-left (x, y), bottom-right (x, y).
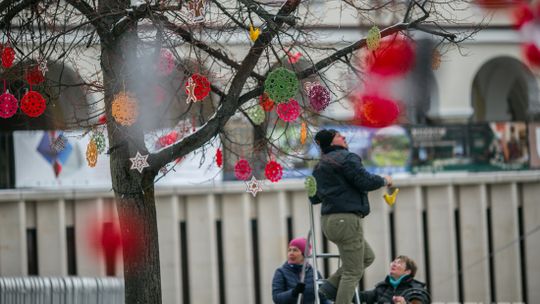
top-left (309, 129), bottom-right (392, 304)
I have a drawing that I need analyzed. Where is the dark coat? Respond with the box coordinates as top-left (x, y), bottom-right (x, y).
top-left (359, 275), bottom-right (431, 304)
top-left (272, 262), bottom-right (329, 304)
top-left (309, 146), bottom-right (386, 216)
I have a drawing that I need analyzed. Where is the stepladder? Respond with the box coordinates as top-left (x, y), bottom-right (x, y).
top-left (303, 202), bottom-right (362, 304)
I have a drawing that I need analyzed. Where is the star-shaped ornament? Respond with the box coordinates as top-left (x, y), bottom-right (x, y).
top-left (185, 77), bottom-right (197, 103)
top-left (245, 176), bottom-right (263, 197)
top-left (130, 151), bottom-right (150, 173)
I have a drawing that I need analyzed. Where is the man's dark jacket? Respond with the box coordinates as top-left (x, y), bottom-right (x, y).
top-left (309, 146), bottom-right (386, 216)
top-left (359, 275), bottom-right (431, 304)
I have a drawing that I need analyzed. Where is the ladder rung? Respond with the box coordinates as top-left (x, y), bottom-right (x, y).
top-left (308, 253), bottom-right (341, 259)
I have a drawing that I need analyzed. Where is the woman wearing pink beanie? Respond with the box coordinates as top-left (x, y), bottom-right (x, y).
top-left (271, 237), bottom-right (330, 304)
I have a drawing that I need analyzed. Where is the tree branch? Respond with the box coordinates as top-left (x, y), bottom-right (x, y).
top-left (149, 0), bottom-right (302, 171)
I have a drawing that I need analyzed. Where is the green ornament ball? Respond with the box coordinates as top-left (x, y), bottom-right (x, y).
top-left (247, 104), bottom-right (266, 125)
top-left (264, 67), bottom-right (299, 103)
top-left (91, 132), bottom-right (107, 154)
top-left (305, 176), bottom-right (317, 197)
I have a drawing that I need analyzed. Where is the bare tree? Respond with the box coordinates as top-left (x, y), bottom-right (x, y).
top-left (0, 0), bottom-right (473, 303)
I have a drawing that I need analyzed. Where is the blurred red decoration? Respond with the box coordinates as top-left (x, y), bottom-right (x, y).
top-left (475, 0), bottom-right (521, 9)
top-left (234, 159), bottom-right (252, 180)
top-left (216, 148), bottom-right (223, 167)
top-left (156, 130), bottom-right (178, 148)
top-left (259, 92), bottom-right (275, 112)
top-left (185, 73), bottom-right (211, 102)
top-left (0, 92), bottom-right (18, 118)
top-left (353, 94), bottom-right (400, 128)
top-left (364, 33), bottom-right (415, 77)
top-left (154, 85), bottom-right (167, 105)
top-left (20, 91), bottom-right (46, 117)
top-left (158, 49), bottom-right (175, 76)
top-left (87, 209), bottom-right (144, 264)
top-left (287, 51), bottom-right (302, 64)
top-left (513, 3), bottom-right (534, 29)
top-left (276, 98), bottom-right (301, 122)
top-left (1, 46), bottom-right (15, 69)
top-left (98, 114), bottom-right (107, 124)
top-left (308, 84), bottom-right (331, 112)
top-left (265, 160), bottom-right (283, 183)
top-left (25, 65), bottom-right (45, 85)
top-left (523, 43), bottom-right (540, 67)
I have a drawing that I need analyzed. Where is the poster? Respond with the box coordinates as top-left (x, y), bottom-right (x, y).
top-left (528, 123), bottom-right (540, 168)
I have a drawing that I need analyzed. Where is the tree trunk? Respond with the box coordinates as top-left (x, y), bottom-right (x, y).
top-left (100, 12), bottom-right (162, 303)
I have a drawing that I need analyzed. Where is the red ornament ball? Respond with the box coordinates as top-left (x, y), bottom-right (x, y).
top-left (523, 43), bottom-right (540, 67)
top-left (234, 159), bottom-right (252, 180)
top-left (1, 46), bottom-right (15, 69)
top-left (25, 65), bottom-right (45, 85)
top-left (364, 33), bottom-right (415, 77)
top-left (276, 99), bottom-right (301, 122)
top-left (0, 92), bottom-right (18, 118)
top-left (216, 148), bottom-right (223, 168)
top-left (513, 3), bottom-right (534, 29)
top-left (259, 92), bottom-right (275, 112)
top-left (308, 84), bottom-right (331, 112)
top-left (265, 160), bottom-right (283, 183)
top-left (20, 91), bottom-right (46, 117)
top-left (156, 130), bottom-right (178, 148)
top-left (354, 95), bottom-right (400, 128)
top-left (185, 73), bottom-right (211, 101)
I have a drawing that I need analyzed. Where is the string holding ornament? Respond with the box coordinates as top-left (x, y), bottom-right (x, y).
top-left (234, 158), bottom-right (252, 181)
top-left (112, 91), bottom-right (139, 126)
top-left (264, 67), bottom-right (299, 103)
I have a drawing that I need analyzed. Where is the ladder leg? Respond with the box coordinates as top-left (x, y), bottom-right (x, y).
top-left (308, 203), bottom-right (321, 304)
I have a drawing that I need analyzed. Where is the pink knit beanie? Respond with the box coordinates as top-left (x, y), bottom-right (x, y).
top-left (289, 237), bottom-right (309, 256)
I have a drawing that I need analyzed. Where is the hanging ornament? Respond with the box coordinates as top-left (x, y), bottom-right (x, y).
top-left (249, 24), bottom-right (261, 42)
top-left (300, 122), bottom-right (307, 145)
top-left (431, 49), bottom-right (442, 70)
top-left (512, 3), bottom-right (534, 29)
top-left (130, 151), bottom-right (150, 173)
top-left (188, 0), bottom-right (206, 23)
top-left (157, 49), bottom-right (175, 76)
top-left (264, 67), bottom-right (299, 103)
top-left (37, 57), bottom-right (48, 74)
top-left (265, 160), bottom-right (283, 183)
top-left (185, 73), bottom-right (211, 103)
top-left (304, 176), bottom-right (317, 197)
top-left (287, 51), bottom-right (302, 64)
top-left (25, 65), bottom-right (45, 85)
top-left (91, 131), bottom-right (107, 154)
top-left (523, 43), bottom-right (540, 67)
top-left (276, 99), bottom-right (301, 122)
top-left (383, 188), bottom-right (400, 207)
top-left (216, 148), bottom-right (223, 168)
top-left (247, 104), bottom-right (265, 125)
top-left (20, 90), bottom-right (46, 117)
top-left (354, 94), bottom-right (400, 128)
top-left (259, 92), bottom-right (275, 112)
top-left (234, 159), bottom-right (252, 181)
top-left (308, 83), bottom-right (331, 112)
top-left (245, 176), bottom-right (263, 197)
top-left (1, 46), bottom-right (15, 69)
top-left (0, 91), bottom-right (18, 119)
top-left (364, 33), bottom-right (415, 77)
top-left (156, 130), bottom-right (178, 148)
top-left (112, 91), bottom-right (138, 126)
top-left (366, 26), bottom-right (381, 51)
top-left (86, 139), bottom-right (98, 168)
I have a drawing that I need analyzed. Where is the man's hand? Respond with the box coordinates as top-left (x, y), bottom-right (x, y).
top-left (392, 295), bottom-right (406, 304)
top-left (384, 175), bottom-right (393, 187)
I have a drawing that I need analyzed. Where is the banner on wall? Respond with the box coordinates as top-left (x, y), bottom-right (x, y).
top-left (14, 130), bottom-right (222, 188)
top-left (528, 123), bottom-right (540, 168)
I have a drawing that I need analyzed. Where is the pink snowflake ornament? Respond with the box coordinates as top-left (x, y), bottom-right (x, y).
top-left (0, 91), bottom-right (18, 118)
top-left (265, 160), bottom-right (283, 183)
top-left (276, 99), bottom-right (301, 122)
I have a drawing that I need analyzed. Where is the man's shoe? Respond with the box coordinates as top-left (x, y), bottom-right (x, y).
top-left (318, 280), bottom-right (337, 301)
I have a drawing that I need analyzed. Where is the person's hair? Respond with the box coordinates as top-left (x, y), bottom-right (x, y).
top-left (396, 255), bottom-right (417, 277)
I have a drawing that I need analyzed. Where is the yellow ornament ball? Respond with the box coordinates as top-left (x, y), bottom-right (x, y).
top-left (86, 139), bottom-right (98, 168)
top-left (366, 26), bottom-right (381, 51)
top-left (112, 91), bottom-right (139, 126)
